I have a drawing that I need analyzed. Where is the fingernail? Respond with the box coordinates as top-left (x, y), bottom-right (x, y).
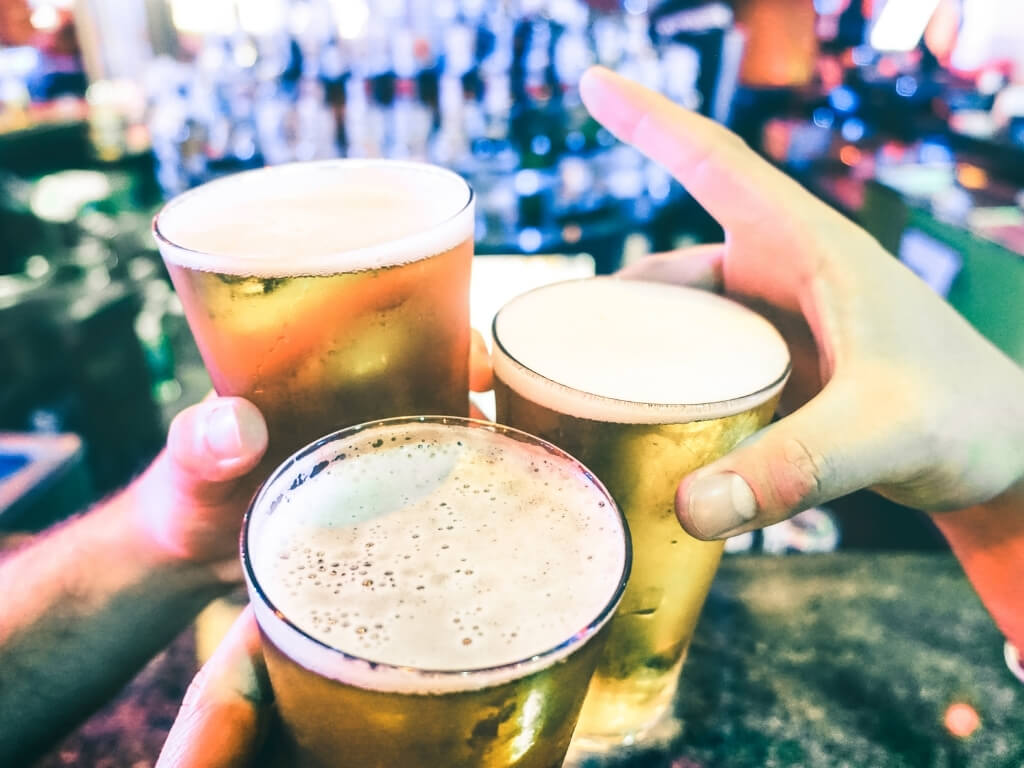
top-left (204, 403), bottom-right (262, 460)
top-left (686, 473), bottom-right (758, 539)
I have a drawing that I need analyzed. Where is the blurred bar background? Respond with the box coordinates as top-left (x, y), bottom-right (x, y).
top-left (1, 0), bottom-right (1023, 549)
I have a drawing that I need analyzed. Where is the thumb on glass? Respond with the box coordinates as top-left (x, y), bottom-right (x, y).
top-left (676, 382), bottom-right (889, 539)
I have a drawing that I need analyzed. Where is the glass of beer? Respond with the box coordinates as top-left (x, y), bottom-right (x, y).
top-left (153, 160), bottom-right (475, 472)
top-left (242, 415), bottom-right (631, 767)
top-left (492, 278), bottom-right (790, 749)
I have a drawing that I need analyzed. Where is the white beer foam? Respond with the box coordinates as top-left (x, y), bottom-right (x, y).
top-left (492, 278), bottom-right (791, 424)
top-left (246, 420), bottom-right (627, 694)
top-left (154, 160), bottom-right (474, 276)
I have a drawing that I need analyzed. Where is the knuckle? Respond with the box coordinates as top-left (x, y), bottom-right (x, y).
top-left (771, 437), bottom-right (828, 511)
top-left (629, 110), bottom-right (657, 147)
top-left (180, 670), bottom-right (211, 711)
top-left (721, 126), bottom-right (750, 154)
top-left (686, 140), bottom-right (719, 183)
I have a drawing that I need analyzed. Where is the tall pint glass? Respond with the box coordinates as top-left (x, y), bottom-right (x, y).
top-left (493, 278), bottom-right (790, 748)
top-left (154, 160), bottom-right (475, 472)
top-left (242, 416), bottom-right (631, 767)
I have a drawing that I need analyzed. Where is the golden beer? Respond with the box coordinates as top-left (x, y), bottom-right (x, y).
top-left (492, 278), bottom-right (790, 747)
top-left (243, 416), bottom-right (631, 768)
top-left (154, 160), bottom-right (474, 471)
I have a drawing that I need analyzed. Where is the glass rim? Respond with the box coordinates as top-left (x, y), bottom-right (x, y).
top-left (241, 414), bottom-right (632, 687)
top-left (491, 277), bottom-right (792, 424)
top-left (152, 158), bottom-right (474, 265)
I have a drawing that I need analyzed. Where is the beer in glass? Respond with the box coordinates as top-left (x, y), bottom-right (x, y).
top-left (154, 160), bottom-right (475, 471)
top-left (492, 278), bottom-right (790, 747)
top-left (243, 415), bottom-right (631, 767)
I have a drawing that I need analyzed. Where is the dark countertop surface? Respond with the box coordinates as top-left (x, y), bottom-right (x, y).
top-left (36, 553), bottom-right (1024, 767)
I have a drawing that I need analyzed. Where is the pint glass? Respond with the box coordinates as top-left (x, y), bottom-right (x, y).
top-left (242, 416), bottom-right (631, 767)
top-left (154, 160), bottom-right (475, 471)
top-left (492, 278), bottom-right (790, 747)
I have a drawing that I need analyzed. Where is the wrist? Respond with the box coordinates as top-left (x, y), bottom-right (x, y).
top-left (933, 478), bottom-right (1024, 650)
top-left (934, 477), bottom-right (1024, 547)
top-left (104, 486), bottom-right (241, 594)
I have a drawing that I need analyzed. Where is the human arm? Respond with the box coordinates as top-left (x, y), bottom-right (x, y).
top-left (0, 397), bottom-right (268, 764)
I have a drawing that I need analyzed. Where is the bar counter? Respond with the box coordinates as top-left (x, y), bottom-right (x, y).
top-left (38, 553), bottom-right (1024, 767)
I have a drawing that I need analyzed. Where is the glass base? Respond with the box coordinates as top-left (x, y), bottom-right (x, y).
top-left (563, 712), bottom-right (683, 766)
top-left (568, 649), bottom-right (687, 752)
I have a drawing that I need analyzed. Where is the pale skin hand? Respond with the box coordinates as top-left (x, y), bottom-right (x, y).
top-left (0, 332), bottom-right (492, 765)
top-left (579, 67), bottom-right (1024, 647)
top-left (0, 396), bottom-right (269, 766)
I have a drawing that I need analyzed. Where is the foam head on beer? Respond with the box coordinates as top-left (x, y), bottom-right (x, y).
top-left (155, 160), bottom-right (474, 275)
top-left (245, 419), bottom-right (627, 693)
top-left (493, 278), bottom-right (791, 423)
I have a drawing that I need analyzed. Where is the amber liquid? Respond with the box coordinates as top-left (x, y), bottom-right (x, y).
top-left (167, 238), bottom-right (472, 474)
top-left (261, 625), bottom-right (609, 768)
top-left (495, 381), bottom-right (778, 745)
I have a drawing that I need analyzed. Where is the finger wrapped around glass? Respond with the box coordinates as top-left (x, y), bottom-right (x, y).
top-left (153, 159), bottom-right (475, 472)
top-left (242, 416), bottom-right (631, 768)
top-left (492, 278), bottom-right (791, 749)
